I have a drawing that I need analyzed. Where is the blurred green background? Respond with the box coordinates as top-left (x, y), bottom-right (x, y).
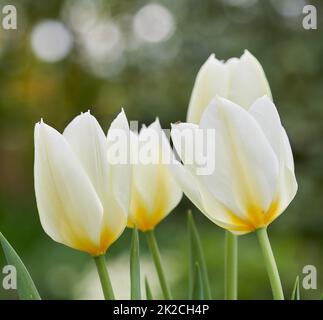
top-left (0, 0), bottom-right (322, 299)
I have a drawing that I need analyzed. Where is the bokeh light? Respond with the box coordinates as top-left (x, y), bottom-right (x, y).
top-left (31, 20), bottom-right (73, 63)
top-left (133, 3), bottom-right (175, 43)
top-left (271, 0), bottom-right (307, 17)
top-left (61, 0), bottom-right (125, 78)
top-left (80, 21), bottom-right (124, 62)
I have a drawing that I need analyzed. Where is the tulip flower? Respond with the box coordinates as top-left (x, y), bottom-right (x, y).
top-left (187, 50), bottom-right (272, 124)
top-left (127, 118), bottom-right (183, 299)
top-left (128, 119), bottom-right (183, 231)
top-left (171, 96), bottom-right (297, 299)
top-left (34, 110), bottom-right (131, 299)
top-left (186, 50), bottom-right (273, 299)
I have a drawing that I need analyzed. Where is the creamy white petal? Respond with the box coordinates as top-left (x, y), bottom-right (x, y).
top-left (128, 120), bottom-right (182, 230)
top-left (146, 118), bottom-right (174, 164)
top-left (275, 129), bottom-right (298, 214)
top-left (170, 122), bottom-right (200, 167)
top-left (226, 50), bottom-right (272, 109)
top-left (103, 110), bottom-right (131, 242)
top-left (63, 112), bottom-right (110, 205)
top-left (169, 159), bottom-right (250, 233)
top-left (34, 122), bottom-right (103, 253)
top-left (187, 54), bottom-right (229, 123)
top-left (249, 96), bottom-right (282, 160)
top-left (107, 109), bottom-right (131, 216)
top-left (281, 128), bottom-right (295, 172)
top-left (132, 122), bottom-right (163, 213)
top-left (199, 97), bottom-right (279, 220)
top-left (63, 111), bottom-right (128, 249)
top-left (249, 97), bottom-right (297, 217)
top-left (147, 119), bottom-right (183, 215)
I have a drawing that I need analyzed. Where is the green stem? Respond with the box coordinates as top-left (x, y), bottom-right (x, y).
top-left (130, 228), bottom-right (141, 300)
top-left (146, 230), bottom-right (172, 299)
top-left (224, 230), bottom-right (238, 300)
top-left (256, 227), bottom-right (284, 300)
top-left (94, 255), bottom-right (115, 300)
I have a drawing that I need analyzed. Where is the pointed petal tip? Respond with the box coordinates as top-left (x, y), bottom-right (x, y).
top-left (108, 108), bottom-right (129, 134)
top-left (211, 95), bottom-right (232, 108)
top-left (241, 49), bottom-right (254, 59)
top-left (75, 110), bottom-right (97, 124)
top-left (204, 53), bottom-right (223, 66)
top-left (257, 94), bottom-right (273, 104)
top-left (207, 53), bottom-right (215, 60)
top-left (147, 117), bottom-right (162, 131)
top-left (120, 107), bottom-right (127, 118)
top-left (250, 95), bottom-right (275, 111)
top-left (119, 108), bottom-right (127, 119)
top-left (36, 118), bottom-right (45, 127)
top-left (35, 119), bottom-right (54, 132)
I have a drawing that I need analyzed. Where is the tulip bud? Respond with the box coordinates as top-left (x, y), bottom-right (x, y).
top-left (128, 119), bottom-right (182, 231)
top-left (187, 50), bottom-right (272, 124)
top-left (172, 96), bottom-right (297, 234)
top-left (34, 110), bottom-right (131, 256)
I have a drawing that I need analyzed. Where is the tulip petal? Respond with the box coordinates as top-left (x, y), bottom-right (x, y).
top-left (34, 122), bottom-right (103, 254)
top-left (153, 128), bottom-right (183, 219)
top-left (171, 126), bottom-right (251, 231)
top-left (129, 119), bottom-right (182, 230)
top-left (274, 129), bottom-right (298, 216)
top-left (199, 97), bottom-right (279, 226)
top-left (249, 98), bottom-right (297, 218)
top-left (169, 159), bottom-right (250, 233)
top-left (171, 122), bottom-right (221, 214)
top-left (107, 109), bottom-right (132, 215)
top-left (63, 112), bottom-right (110, 205)
top-left (187, 54), bottom-right (229, 123)
top-left (168, 159), bottom-right (205, 214)
top-left (249, 96), bottom-right (282, 160)
top-left (64, 111), bottom-right (129, 251)
top-left (170, 122), bottom-right (200, 167)
top-left (226, 50), bottom-right (272, 109)
top-left (105, 110), bottom-right (131, 241)
top-left (281, 128), bottom-right (295, 172)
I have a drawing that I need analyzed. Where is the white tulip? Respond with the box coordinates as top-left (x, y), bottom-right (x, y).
top-left (34, 110), bottom-right (131, 256)
top-left (128, 119), bottom-right (182, 231)
top-left (171, 96), bottom-right (297, 234)
top-left (187, 50), bottom-right (272, 124)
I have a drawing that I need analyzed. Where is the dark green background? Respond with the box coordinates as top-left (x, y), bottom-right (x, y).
top-left (0, 0), bottom-right (322, 299)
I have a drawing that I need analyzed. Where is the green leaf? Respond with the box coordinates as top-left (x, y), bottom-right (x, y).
top-left (130, 228), bottom-right (141, 300)
top-left (192, 262), bottom-right (204, 300)
top-left (291, 276), bottom-right (300, 300)
top-left (145, 276), bottom-right (153, 300)
top-left (0, 232), bottom-right (41, 300)
top-left (187, 210), bottom-right (211, 299)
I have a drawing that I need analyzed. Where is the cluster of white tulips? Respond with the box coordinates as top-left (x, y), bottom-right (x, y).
top-left (31, 51), bottom-right (298, 300)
